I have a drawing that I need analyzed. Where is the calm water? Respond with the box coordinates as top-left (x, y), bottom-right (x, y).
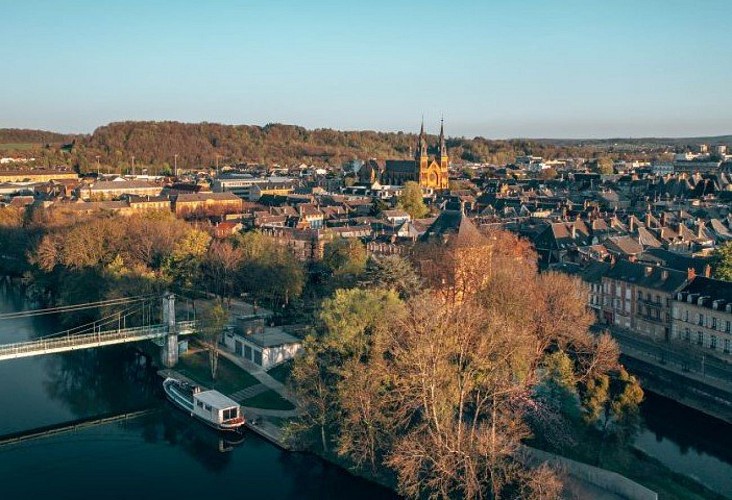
top-left (0, 282), bottom-right (397, 500)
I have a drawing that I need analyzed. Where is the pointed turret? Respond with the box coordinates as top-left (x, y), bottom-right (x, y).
top-left (437, 116), bottom-right (447, 159)
top-left (415, 117), bottom-right (428, 160)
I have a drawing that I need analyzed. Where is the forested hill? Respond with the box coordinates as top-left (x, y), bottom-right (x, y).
top-left (0, 129), bottom-right (82, 147)
top-left (0, 121), bottom-right (730, 171)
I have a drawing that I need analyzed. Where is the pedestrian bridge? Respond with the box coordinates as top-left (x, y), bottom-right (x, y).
top-left (0, 321), bottom-right (197, 361)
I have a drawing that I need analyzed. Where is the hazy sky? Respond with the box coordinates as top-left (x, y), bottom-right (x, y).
top-left (2, 0), bottom-right (730, 138)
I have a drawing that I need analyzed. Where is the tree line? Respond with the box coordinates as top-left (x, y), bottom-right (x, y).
top-left (0, 121), bottom-right (682, 172)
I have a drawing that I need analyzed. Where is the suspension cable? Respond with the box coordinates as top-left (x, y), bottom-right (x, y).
top-left (0, 295), bottom-right (154, 320)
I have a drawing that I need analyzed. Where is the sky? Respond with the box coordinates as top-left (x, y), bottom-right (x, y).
top-left (1, 0), bottom-right (731, 139)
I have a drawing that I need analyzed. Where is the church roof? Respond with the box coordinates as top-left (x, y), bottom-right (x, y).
top-left (385, 160), bottom-right (417, 173)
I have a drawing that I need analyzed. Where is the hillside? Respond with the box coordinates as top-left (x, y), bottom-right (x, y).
top-left (0, 129), bottom-right (82, 149)
top-left (0, 121), bottom-right (729, 171)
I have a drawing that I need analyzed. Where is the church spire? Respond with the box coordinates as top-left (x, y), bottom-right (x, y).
top-left (416, 116), bottom-right (427, 160)
top-left (438, 116), bottom-right (446, 154)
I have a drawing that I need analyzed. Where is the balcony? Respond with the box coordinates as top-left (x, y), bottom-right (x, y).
top-left (637, 314), bottom-right (664, 325)
top-left (637, 297), bottom-right (663, 306)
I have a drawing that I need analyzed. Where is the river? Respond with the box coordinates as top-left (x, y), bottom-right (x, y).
top-left (1, 283), bottom-right (731, 498)
top-left (0, 282), bottom-right (398, 499)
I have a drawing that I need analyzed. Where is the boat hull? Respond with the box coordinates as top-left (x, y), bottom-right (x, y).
top-left (163, 378), bottom-right (245, 434)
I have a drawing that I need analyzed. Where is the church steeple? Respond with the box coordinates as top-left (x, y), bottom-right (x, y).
top-left (437, 116), bottom-right (446, 158)
top-left (416, 117), bottom-right (428, 160)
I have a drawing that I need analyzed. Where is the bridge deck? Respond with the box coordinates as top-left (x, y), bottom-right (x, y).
top-left (0, 321), bottom-right (196, 361)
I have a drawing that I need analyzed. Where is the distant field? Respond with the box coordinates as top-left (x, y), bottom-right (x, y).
top-left (0, 143), bottom-right (38, 151)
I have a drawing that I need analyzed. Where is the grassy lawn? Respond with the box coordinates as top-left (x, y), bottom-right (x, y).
top-left (242, 389), bottom-right (295, 411)
top-left (177, 350), bottom-right (259, 394)
top-left (267, 360), bottom-right (293, 385)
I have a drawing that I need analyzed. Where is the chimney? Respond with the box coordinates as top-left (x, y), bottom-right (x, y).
top-left (660, 212), bottom-right (666, 227)
top-left (687, 267), bottom-right (696, 280)
top-left (660, 227), bottom-right (665, 239)
top-left (629, 216), bottom-right (635, 233)
top-left (645, 266), bottom-right (653, 276)
top-left (645, 211), bottom-right (651, 227)
top-left (570, 224), bottom-right (577, 239)
top-left (704, 264), bottom-right (712, 278)
top-left (661, 269), bottom-right (669, 281)
top-left (697, 221), bottom-right (704, 239)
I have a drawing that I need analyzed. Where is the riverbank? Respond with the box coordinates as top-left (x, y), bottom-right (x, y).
top-left (160, 341), bottom-right (730, 499)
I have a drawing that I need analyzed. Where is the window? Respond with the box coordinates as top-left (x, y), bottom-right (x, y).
top-left (712, 317), bottom-right (717, 330)
top-left (710, 335), bottom-right (717, 350)
top-left (223, 408), bottom-right (238, 420)
top-left (727, 321), bottom-right (731, 334)
top-left (698, 314), bottom-right (704, 326)
top-left (684, 310), bottom-right (689, 322)
top-left (684, 328), bottom-right (690, 342)
top-left (697, 331), bottom-right (704, 345)
top-left (197, 401), bottom-right (204, 409)
top-left (725, 338), bottom-right (731, 354)
top-left (204, 404), bottom-right (212, 412)
top-left (655, 295), bottom-right (660, 304)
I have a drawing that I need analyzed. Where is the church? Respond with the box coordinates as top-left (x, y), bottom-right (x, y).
top-left (358, 120), bottom-right (449, 190)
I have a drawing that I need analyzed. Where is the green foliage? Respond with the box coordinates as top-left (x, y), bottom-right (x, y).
top-left (711, 242), bottom-right (732, 281)
top-left (397, 181), bottom-right (429, 219)
top-left (592, 156), bottom-right (615, 175)
top-left (581, 367), bottom-right (644, 464)
top-left (234, 231), bottom-right (305, 306)
top-left (290, 288), bottom-right (404, 454)
top-left (322, 238), bottom-right (367, 280)
top-left (537, 350), bottom-right (581, 420)
top-left (161, 228), bottom-right (211, 290)
top-left (359, 255), bottom-right (422, 299)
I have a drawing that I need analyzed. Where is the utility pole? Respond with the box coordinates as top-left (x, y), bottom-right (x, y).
top-left (215, 154), bottom-right (220, 176)
top-left (131, 155), bottom-right (135, 177)
top-left (174, 154), bottom-right (178, 178)
top-left (95, 155), bottom-right (100, 176)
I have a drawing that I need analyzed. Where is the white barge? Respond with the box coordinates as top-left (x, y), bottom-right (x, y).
top-left (163, 377), bottom-right (245, 433)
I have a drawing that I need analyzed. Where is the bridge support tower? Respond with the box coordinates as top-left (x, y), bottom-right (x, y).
top-left (161, 292), bottom-right (178, 368)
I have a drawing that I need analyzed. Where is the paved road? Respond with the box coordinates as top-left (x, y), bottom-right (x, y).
top-left (595, 326), bottom-right (732, 391)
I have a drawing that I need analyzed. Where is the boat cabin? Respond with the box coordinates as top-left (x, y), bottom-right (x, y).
top-left (192, 390), bottom-right (241, 425)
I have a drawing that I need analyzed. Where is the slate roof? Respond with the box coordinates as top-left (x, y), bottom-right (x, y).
top-left (678, 276), bottom-right (732, 308)
top-left (419, 204), bottom-right (488, 248)
top-left (385, 160), bottom-right (417, 173)
top-left (604, 236), bottom-right (644, 256)
top-left (638, 248), bottom-right (711, 275)
top-left (605, 259), bottom-right (687, 293)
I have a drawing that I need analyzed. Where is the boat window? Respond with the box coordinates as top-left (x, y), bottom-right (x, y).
top-left (197, 401), bottom-right (204, 408)
top-left (204, 404), bottom-right (212, 411)
top-left (223, 408), bottom-right (238, 420)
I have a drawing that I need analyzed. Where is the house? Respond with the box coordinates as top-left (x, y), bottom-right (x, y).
top-left (599, 259), bottom-right (687, 340)
top-left (80, 180), bottom-right (164, 201)
top-left (173, 192), bottom-right (243, 218)
top-left (222, 319), bottom-right (302, 370)
top-left (672, 275), bottom-right (732, 357)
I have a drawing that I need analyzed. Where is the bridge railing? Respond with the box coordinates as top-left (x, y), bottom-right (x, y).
top-left (0, 320), bottom-right (198, 359)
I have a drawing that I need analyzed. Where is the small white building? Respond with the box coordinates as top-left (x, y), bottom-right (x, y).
top-left (223, 323), bottom-right (302, 370)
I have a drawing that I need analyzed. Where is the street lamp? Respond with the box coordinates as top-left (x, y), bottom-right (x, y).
top-left (95, 155), bottom-right (100, 176)
top-left (174, 154), bottom-right (178, 178)
top-left (131, 155), bottom-right (135, 177)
